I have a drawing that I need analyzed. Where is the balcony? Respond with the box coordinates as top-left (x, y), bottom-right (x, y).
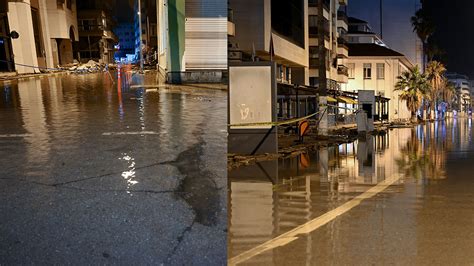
top-left (78, 24), bottom-right (105, 31)
top-left (337, 11), bottom-right (348, 24)
top-left (309, 18), bottom-right (330, 38)
top-left (337, 45), bottom-right (348, 58)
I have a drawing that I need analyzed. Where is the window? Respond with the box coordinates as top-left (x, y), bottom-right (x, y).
top-left (57, 0), bottom-right (65, 9)
top-left (66, 0), bottom-right (72, 10)
top-left (79, 19), bottom-right (95, 30)
top-left (363, 63), bottom-right (372, 79)
top-left (348, 63), bottom-right (355, 79)
top-left (377, 63), bottom-right (385, 79)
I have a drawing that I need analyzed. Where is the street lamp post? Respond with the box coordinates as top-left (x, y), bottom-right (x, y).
top-left (138, 0), bottom-right (143, 73)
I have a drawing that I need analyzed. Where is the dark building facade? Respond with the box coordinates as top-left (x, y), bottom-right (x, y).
top-left (77, 0), bottom-right (118, 63)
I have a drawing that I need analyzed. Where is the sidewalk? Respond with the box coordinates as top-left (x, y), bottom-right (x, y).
top-left (0, 71), bottom-right (68, 82)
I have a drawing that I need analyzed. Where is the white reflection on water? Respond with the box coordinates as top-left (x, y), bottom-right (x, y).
top-left (119, 153), bottom-right (138, 194)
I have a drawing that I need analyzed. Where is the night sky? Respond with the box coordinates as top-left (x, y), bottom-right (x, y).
top-left (424, 0), bottom-right (474, 78)
top-left (115, 0), bottom-right (134, 23)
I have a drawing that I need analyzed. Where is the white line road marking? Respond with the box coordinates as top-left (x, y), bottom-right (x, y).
top-left (0, 134), bottom-right (33, 138)
top-left (102, 131), bottom-right (160, 136)
top-left (228, 173), bottom-right (402, 266)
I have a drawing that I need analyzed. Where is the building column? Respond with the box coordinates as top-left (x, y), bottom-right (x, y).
top-left (7, 0), bottom-right (39, 74)
top-left (166, 0), bottom-right (185, 83)
top-left (38, 0), bottom-right (54, 69)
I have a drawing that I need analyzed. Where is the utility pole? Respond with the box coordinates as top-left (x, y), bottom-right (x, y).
top-left (138, 0), bottom-right (144, 73)
top-left (318, 0), bottom-right (328, 135)
top-left (380, 0), bottom-right (383, 39)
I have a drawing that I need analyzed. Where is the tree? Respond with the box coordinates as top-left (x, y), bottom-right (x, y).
top-left (425, 61), bottom-right (446, 119)
top-left (411, 8), bottom-right (434, 71)
top-left (441, 78), bottom-right (456, 109)
top-left (395, 66), bottom-right (430, 122)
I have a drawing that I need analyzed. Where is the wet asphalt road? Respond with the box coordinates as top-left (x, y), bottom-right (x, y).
top-left (229, 119), bottom-right (474, 265)
top-left (0, 72), bottom-right (227, 264)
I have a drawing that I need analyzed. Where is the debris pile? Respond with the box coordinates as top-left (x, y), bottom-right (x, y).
top-left (61, 60), bottom-right (117, 74)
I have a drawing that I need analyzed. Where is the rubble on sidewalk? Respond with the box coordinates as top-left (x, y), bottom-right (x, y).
top-left (60, 60), bottom-right (117, 74)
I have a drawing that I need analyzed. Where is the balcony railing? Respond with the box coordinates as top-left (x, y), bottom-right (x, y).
top-left (78, 24), bottom-right (105, 31)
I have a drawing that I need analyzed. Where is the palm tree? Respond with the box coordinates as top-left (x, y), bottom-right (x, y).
top-left (411, 8), bottom-right (434, 71)
top-left (395, 66), bottom-right (430, 122)
top-left (425, 61), bottom-right (446, 119)
top-left (441, 78), bottom-right (456, 110)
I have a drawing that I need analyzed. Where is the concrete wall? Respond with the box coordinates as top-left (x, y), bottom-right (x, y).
top-left (45, 0), bottom-right (78, 40)
top-left (342, 57), bottom-right (411, 120)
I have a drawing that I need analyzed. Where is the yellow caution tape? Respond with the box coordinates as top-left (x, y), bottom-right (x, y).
top-left (229, 108), bottom-right (327, 127)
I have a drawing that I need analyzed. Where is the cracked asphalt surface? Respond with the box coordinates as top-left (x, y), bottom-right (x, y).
top-left (0, 72), bottom-right (227, 264)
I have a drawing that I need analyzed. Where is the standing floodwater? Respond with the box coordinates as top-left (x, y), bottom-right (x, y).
top-left (229, 118), bottom-right (474, 265)
top-left (0, 72), bottom-right (227, 264)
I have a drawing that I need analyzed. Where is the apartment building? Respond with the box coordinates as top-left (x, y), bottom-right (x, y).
top-left (446, 73), bottom-right (472, 113)
top-left (228, 0), bottom-right (309, 85)
top-left (158, 0), bottom-right (227, 83)
top-left (77, 0), bottom-right (117, 64)
top-left (308, 0), bottom-right (349, 89)
top-left (1, 0), bottom-right (78, 74)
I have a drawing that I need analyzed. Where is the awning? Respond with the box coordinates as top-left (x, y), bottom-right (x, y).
top-left (327, 96), bottom-right (337, 102)
top-left (337, 96), bottom-right (357, 104)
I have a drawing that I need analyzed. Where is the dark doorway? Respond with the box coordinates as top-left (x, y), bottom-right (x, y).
top-left (0, 13), bottom-right (14, 72)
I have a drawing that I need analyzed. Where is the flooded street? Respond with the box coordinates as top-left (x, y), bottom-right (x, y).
top-left (0, 72), bottom-right (227, 264)
top-left (229, 118), bottom-right (474, 265)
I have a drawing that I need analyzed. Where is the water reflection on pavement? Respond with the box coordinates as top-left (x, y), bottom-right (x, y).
top-left (0, 72), bottom-right (227, 265)
top-left (229, 118), bottom-right (474, 265)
